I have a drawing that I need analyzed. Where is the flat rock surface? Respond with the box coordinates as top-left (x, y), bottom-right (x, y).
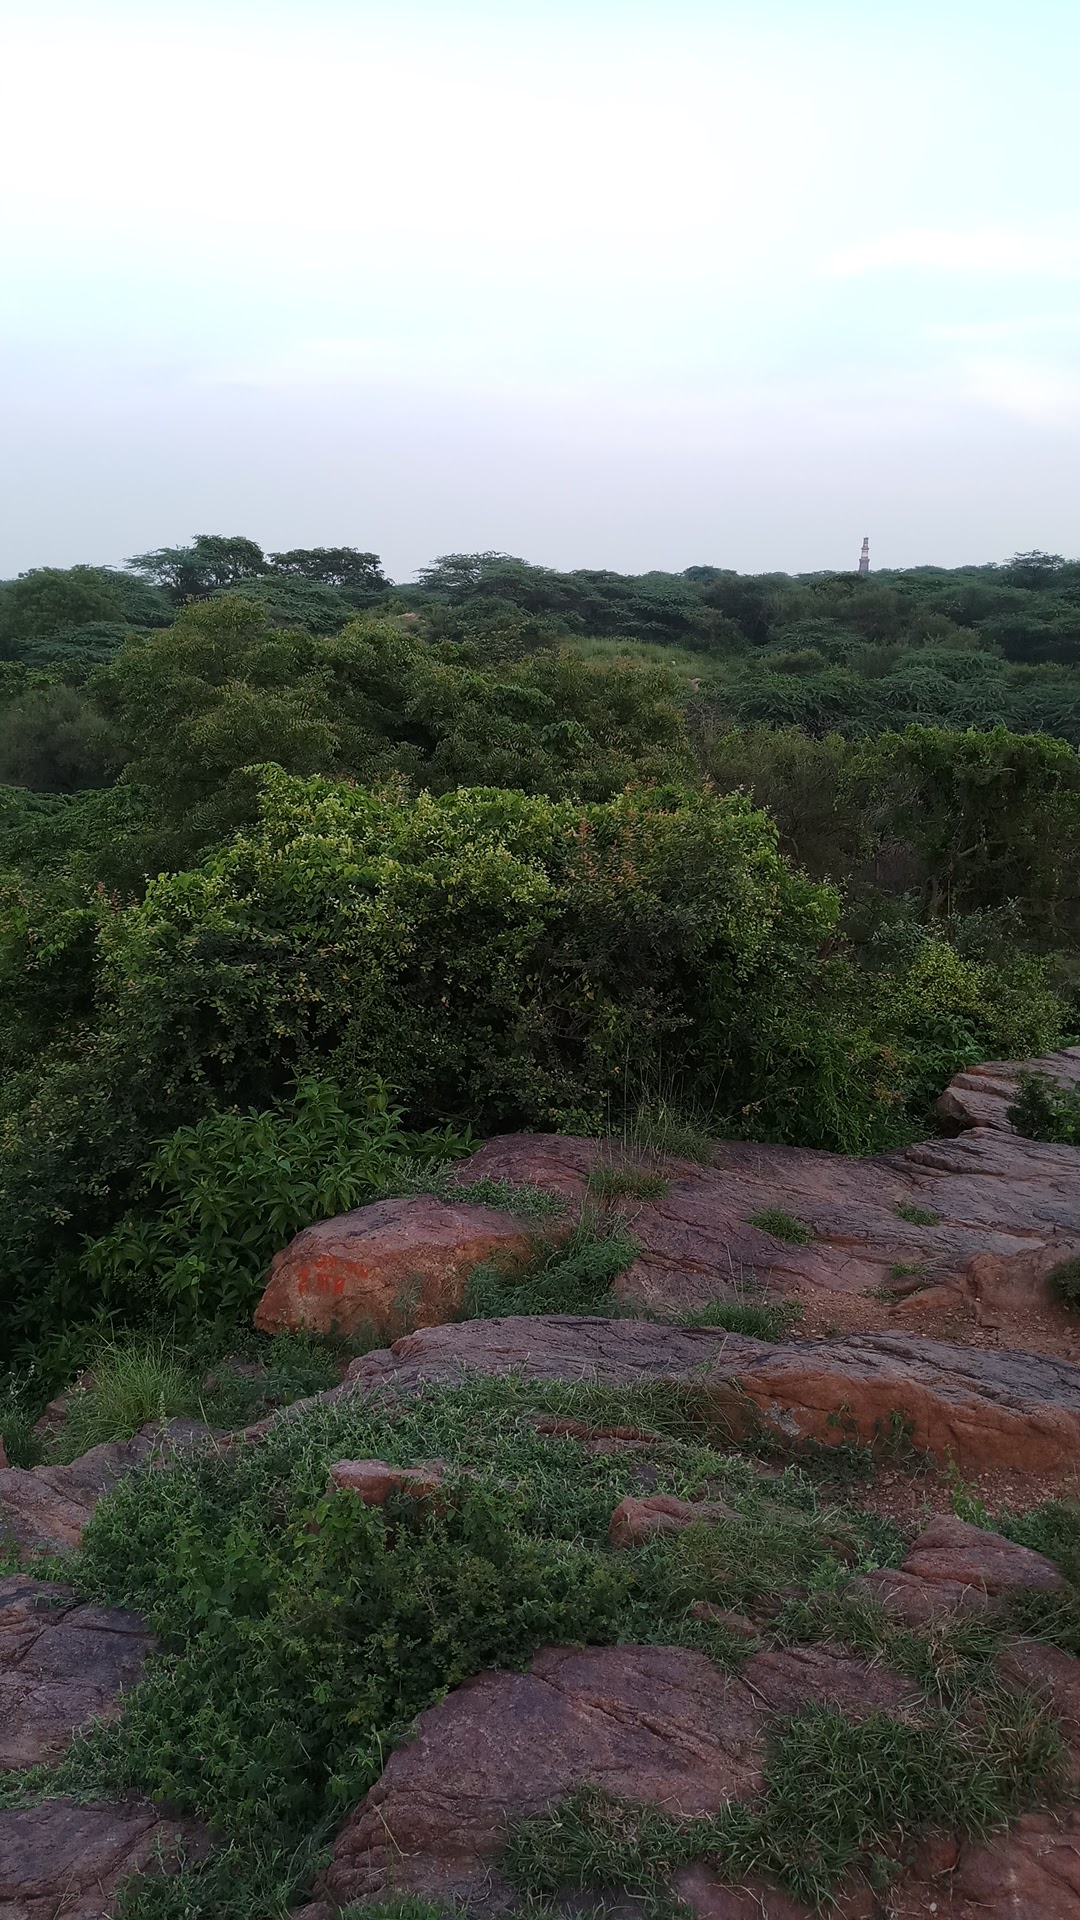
top-left (320, 1640), bottom-right (912, 1909)
top-left (254, 1195), bottom-right (538, 1340)
top-left (937, 1046), bottom-right (1080, 1133)
top-left (0, 1420), bottom-right (216, 1562)
top-left (0, 1577), bottom-right (155, 1770)
top-left (0, 1797), bottom-right (207, 1918)
top-left (454, 1129), bottom-right (1080, 1324)
top-left (334, 1314), bottom-right (1080, 1473)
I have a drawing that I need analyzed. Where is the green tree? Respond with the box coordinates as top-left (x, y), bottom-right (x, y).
top-left (0, 567), bottom-right (126, 657)
top-left (125, 534), bottom-right (266, 599)
top-left (267, 546), bottom-right (388, 595)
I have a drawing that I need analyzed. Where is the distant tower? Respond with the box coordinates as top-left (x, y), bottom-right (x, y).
top-left (858, 536), bottom-right (870, 575)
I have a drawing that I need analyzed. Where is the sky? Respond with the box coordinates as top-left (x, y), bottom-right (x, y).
top-left (2, 0), bottom-right (1079, 581)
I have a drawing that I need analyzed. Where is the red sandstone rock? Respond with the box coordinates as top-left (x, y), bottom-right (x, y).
top-left (899, 1512), bottom-right (1064, 1594)
top-left (326, 1314), bottom-right (1080, 1475)
top-left (0, 1576), bottom-right (155, 1771)
top-left (320, 1644), bottom-right (767, 1906)
top-left (326, 1458), bottom-right (445, 1504)
top-left (0, 1419), bottom-right (216, 1562)
top-left (937, 1046), bottom-right (1080, 1133)
top-left (608, 1492), bottom-right (736, 1547)
top-left (253, 1195), bottom-right (539, 1339)
top-left (317, 1640), bottom-right (918, 1911)
top-left (689, 1603), bottom-right (759, 1638)
top-left (0, 1797), bottom-right (207, 1918)
top-left (453, 1129), bottom-right (1080, 1314)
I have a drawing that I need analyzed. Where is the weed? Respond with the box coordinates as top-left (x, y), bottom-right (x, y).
top-left (624, 1102), bottom-right (716, 1165)
top-left (887, 1261), bottom-right (925, 1281)
top-left (502, 1689), bottom-right (1067, 1911)
top-left (1007, 1073), bottom-right (1080, 1147)
top-left (588, 1166), bottom-right (670, 1203)
top-left (749, 1209), bottom-right (813, 1246)
top-left (673, 1298), bottom-right (801, 1342)
top-left (464, 1214), bottom-right (638, 1318)
top-left (1047, 1258), bottom-right (1080, 1313)
top-left (0, 1376), bottom-right (44, 1468)
top-left (893, 1202), bottom-right (941, 1227)
top-left (452, 1176), bottom-right (565, 1221)
top-left (56, 1338), bottom-right (198, 1461)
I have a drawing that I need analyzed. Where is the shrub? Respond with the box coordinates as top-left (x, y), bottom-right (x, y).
top-left (1047, 1258), bottom-right (1080, 1313)
top-left (82, 1078), bottom-right (467, 1322)
top-left (1008, 1072), bottom-right (1080, 1146)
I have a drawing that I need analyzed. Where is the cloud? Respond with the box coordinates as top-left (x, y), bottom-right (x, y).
top-left (827, 229), bottom-right (1080, 278)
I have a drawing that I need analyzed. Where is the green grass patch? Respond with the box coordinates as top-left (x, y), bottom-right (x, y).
top-left (624, 1102), bottom-right (717, 1165)
top-left (893, 1202), bottom-right (941, 1227)
top-left (587, 1165), bottom-right (670, 1203)
top-left (502, 1690), bottom-right (1067, 1911)
top-left (674, 1298), bottom-right (802, 1342)
top-left (464, 1214), bottom-right (639, 1318)
top-left (749, 1209), bottom-right (814, 1246)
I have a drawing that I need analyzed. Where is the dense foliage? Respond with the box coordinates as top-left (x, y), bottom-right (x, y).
top-left (0, 534), bottom-right (1077, 1362)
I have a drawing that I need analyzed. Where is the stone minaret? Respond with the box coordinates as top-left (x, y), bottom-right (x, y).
top-left (858, 536), bottom-right (870, 575)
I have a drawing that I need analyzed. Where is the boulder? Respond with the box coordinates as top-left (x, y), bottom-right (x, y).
top-left (326, 1458), bottom-right (446, 1505)
top-left (327, 1315), bottom-right (1080, 1474)
top-left (0, 1420), bottom-right (216, 1562)
top-left (608, 1493), bottom-right (737, 1547)
top-left (453, 1129), bottom-right (1080, 1314)
top-left (253, 1195), bottom-right (540, 1340)
top-left (0, 1797), bottom-right (207, 1918)
top-left (0, 1576), bottom-right (155, 1770)
top-left (848, 1515), bottom-right (1064, 1627)
top-left (899, 1513), bottom-right (1064, 1595)
top-left (937, 1045), bottom-right (1080, 1133)
top-left (317, 1640), bottom-right (910, 1909)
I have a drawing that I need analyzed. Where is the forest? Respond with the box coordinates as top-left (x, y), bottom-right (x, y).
top-left (2, 532), bottom-right (1079, 1374)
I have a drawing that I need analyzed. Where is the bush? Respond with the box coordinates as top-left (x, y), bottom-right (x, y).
top-left (83, 1078), bottom-right (468, 1321)
top-left (1047, 1258), bottom-right (1080, 1313)
top-left (1008, 1072), bottom-right (1080, 1146)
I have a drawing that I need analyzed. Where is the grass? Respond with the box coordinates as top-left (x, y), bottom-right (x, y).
top-left (624, 1101), bottom-right (717, 1166)
top-left (893, 1202), bottom-right (941, 1227)
top-left (502, 1686), bottom-right (1066, 1912)
top-left (0, 1375), bottom-right (45, 1468)
top-left (464, 1212), bottom-right (639, 1319)
top-left (887, 1260), bottom-right (926, 1282)
top-left (748, 1208), bottom-right (814, 1246)
top-left (674, 1298), bottom-right (802, 1342)
top-left (587, 1165), bottom-right (670, 1203)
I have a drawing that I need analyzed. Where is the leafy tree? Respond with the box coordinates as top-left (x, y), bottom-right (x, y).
top-left (0, 684), bottom-right (118, 793)
top-left (267, 546), bottom-right (388, 595)
top-left (0, 567), bottom-right (126, 657)
top-left (125, 534), bottom-right (266, 599)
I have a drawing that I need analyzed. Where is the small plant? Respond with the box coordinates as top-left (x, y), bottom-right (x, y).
top-left (675, 1298), bottom-right (801, 1342)
top-left (1007, 1072), bottom-right (1080, 1147)
top-left (749, 1209), bottom-right (813, 1246)
top-left (1047, 1257), bottom-right (1080, 1313)
top-left (887, 1261), bottom-right (925, 1282)
top-left (55, 1337), bottom-right (198, 1460)
top-left (464, 1214), bottom-right (639, 1319)
top-left (625, 1101), bottom-right (716, 1165)
top-left (893, 1202), bottom-right (941, 1227)
top-left (588, 1165), bottom-right (670, 1203)
top-left (0, 1375), bottom-right (44, 1468)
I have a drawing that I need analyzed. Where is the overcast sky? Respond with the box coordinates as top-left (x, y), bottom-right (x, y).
top-left (2, 0), bottom-right (1078, 580)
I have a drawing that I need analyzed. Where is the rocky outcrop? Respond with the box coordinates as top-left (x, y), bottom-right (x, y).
top-left (937, 1045), bottom-right (1080, 1133)
top-left (317, 1641), bottom-right (915, 1910)
top-left (0, 1576), bottom-right (155, 1770)
top-left (326, 1458), bottom-right (446, 1505)
top-left (0, 1797), bottom-right (207, 1918)
top-left (849, 1514), bottom-right (1064, 1625)
top-left (253, 1195), bottom-right (539, 1339)
top-left (0, 1420), bottom-right (215, 1561)
top-left (330, 1314), bottom-right (1080, 1473)
top-left (452, 1128), bottom-right (1080, 1314)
